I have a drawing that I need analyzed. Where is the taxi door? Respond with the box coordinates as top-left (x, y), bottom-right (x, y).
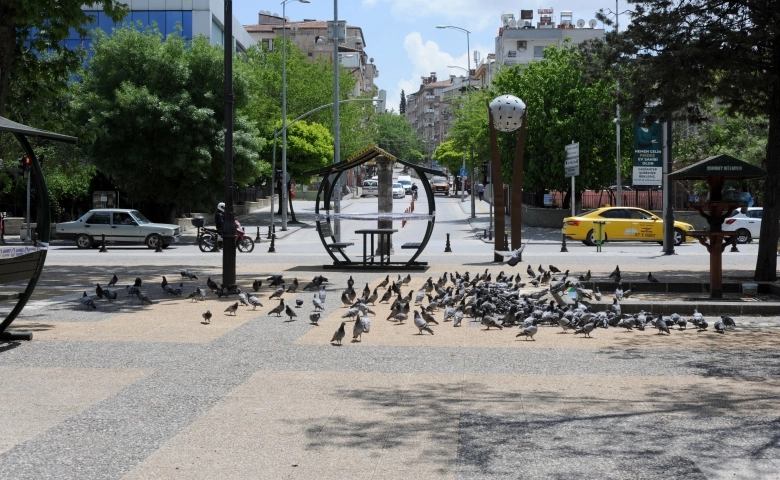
top-left (601, 209), bottom-right (631, 240)
top-left (626, 208), bottom-right (662, 241)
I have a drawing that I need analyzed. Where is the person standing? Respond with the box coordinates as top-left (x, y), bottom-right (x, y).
top-left (477, 182), bottom-right (485, 202)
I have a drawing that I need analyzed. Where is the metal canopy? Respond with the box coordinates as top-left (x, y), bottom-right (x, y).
top-left (0, 116), bottom-right (78, 144)
top-left (303, 145), bottom-right (441, 177)
top-left (669, 154), bottom-right (765, 181)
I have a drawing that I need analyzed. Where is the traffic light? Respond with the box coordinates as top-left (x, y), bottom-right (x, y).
top-left (18, 156), bottom-right (31, 175)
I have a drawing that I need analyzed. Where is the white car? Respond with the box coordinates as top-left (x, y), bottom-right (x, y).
top-left (723, 207), bottom-right (763, 244)
top-left (55, 208), bottom-right (181, 249)
top-left (361, 180), bottom-right (378, 197)
top-left (392, 183), bottom-right (405, 199)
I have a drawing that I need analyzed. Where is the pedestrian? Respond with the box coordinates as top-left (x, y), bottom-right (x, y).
top-left (477, 182), bottom-right (485, 202)
top-left (76, 207), bottom-right (84, 220)
top-left (58, 207), bottom-right (71, 223)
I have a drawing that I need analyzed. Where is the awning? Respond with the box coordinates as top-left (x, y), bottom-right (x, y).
top-left (0, 116), bottom-right (78, 144)
top-left (669, 154), bottom-right (765, 181)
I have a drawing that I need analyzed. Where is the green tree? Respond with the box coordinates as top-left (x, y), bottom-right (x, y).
top-left (72, 25), bottom-right (263, 221)
top-left (432, 140), bottom-right (464, 174)
top-left (490, 42), bottom-right (621, 198)
top-left (371, 112), bottom-right (424, 161)
top-left (399, 89), bottom-right (406, 114)
top-left (446, 90), bottom-right (492, 173)
top-left (596, 0), bottom-right (779, 280)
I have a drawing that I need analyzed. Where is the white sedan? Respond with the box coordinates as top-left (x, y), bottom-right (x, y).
top-left (723, 207), bottom-right (762, 244)
top-left (392, 183), bottom-right (405, 199)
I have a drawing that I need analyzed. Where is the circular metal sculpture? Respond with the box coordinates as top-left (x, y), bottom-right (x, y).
top-left (489, 95), bottom-right (526, 132)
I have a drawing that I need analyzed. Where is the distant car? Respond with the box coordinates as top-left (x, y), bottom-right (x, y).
top-left (723, 207), bottom-right (763, 244)
top-left (397, 175), bottom-right (413, 194)
top-left (431, 176), bottom-right (450, 196)
top-left (562, 206), bottom-right (694, 246)
top-left (392, 183), bottom-right (405, 199)
top-left (55, 208), bottom-right (181, 249)
top-left (361, 180), bottom-right (378, 197)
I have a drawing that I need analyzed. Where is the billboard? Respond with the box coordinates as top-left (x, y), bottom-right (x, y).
top-left (632, 113), bottom-right (662, 186)
top-left (521, 10), bottom-right (534, 19)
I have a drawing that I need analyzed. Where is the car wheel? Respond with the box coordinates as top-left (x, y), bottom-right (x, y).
top-left (673, 228), bottom-right (685, 246)
top-left (75, 234), bottom-right (92, 249)
top-left (145, 234), bottom-right (162, 249)
top-left (735, 228), bottom-right (751, 244)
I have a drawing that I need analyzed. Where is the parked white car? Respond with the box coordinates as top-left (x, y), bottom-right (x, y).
top-left (55, 209), bottom-right (181, 249)
top-left (723, 207), bottom-right (762, 244)
top-left (392, 183), bottom-right (405, 199)
top-left (361, 180), bottom-right (378, 197)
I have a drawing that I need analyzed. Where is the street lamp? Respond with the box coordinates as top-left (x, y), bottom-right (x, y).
top-left (281, 0), bottom-right (309, 231)
top-left (438, 25), bottom-right (472, 210)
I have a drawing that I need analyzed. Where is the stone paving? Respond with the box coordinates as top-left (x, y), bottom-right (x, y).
top-left (0, 262), bottom-right (779, 479)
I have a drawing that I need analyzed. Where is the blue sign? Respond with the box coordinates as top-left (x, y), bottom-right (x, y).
top-left (459, 168), bottom-right (468, 177)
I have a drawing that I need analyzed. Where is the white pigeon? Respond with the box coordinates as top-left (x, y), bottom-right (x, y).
top-left (312, 294), bottom-right (324, 311)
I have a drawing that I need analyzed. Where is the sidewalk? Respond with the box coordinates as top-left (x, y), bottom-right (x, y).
top-left (454, 193), bottom-right (562, 244)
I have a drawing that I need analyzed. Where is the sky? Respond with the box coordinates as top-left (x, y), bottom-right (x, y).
top-left (231, 1), bottom-right (629, 113)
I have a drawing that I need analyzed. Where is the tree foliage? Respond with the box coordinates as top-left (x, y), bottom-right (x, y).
top-left (446, 90), bottom-right (492, 171)
top-left (371, 112), bottom-right (424, 161)
top-left (431, 140), bottom-right (464, 173)
top-left (595, 0), bottom-right (779, 280)
top-left (72, 25), bottom-right (263, 220)
top-left (399, 89), bottom-right (406, 114)
top-left (264, 120), bottom-right (332, 183)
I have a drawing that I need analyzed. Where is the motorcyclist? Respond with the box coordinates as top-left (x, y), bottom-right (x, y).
top-left (215, 202), bottom-right (225, 235)
top-left (411, 183), bottom-right (419, 200)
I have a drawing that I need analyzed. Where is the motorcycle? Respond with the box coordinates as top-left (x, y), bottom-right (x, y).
top-left (198, 220), bottom-right (254, 253)
top-left (412, 186), bottom-right (419, 200)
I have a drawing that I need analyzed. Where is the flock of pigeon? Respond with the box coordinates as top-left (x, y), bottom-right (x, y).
top-left (79, 265), bottom-right (738, 343)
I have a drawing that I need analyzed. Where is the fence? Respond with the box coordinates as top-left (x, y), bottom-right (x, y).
top-left (522, 184), bottom-right (698, 212)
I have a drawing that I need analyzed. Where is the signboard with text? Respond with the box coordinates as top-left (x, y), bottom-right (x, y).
top-left (632, 113), bottom-right (662, 185)
top-left (564, 142), bottom-right (579, 177)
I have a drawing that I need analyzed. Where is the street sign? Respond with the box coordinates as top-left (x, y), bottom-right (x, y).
top-left (564, 142), bottom-right (579, 177)
top-left (459, 167), bottom-right (468, 177)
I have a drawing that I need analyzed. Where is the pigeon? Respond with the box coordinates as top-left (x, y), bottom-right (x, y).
top-left (527, 264), bottom-right (536, 278)
top-left (413, 310), bottom-right (434, 335)
top-left (238, 292), bottom-right (249, 306)
top-left (623, 286), bottom-right (633, 299)
top-left (331, 322), bottom-right (346, 345)
top-left (352, 318), bottom-right (365, 342)
top-left (347, 275), bottom-right (354, 288)
top-left (284, 304), bottom-right (297, 321)
top-left (574, 322), bottom-right (595, 337)
top-left (318, 285), bottom-right (327, 302)
top-left (286, 278), bottom-right (299, 293)
top-left (378, 275), bottom-right (389, 288)
top-left (95, 283), bottom-right (105, 299)
top-left (136, 291), bottom-right (153, 305)
top-left (268, 300), bottom-right (285, 317)
top-left (494, 238), bottom-right (530, 267)
top-left (414, 288), bottom-right (425, 304)
top-left (108, 274), bottom-right (118, 287)
top-left (252, 279), bottom-right (262, 291)
top-left (648, 272), bottom-right (660, 283)
top-left (161, 276), bottom-right (169, 289)
top-left (224, 302), bottom-right (239, 315)
top-left (557, 318), bottom-right (571, 333)
top-left (593, 286), bottom-right (602, 301)
top-left (549, 264), bottom-right (561, 274)
top-left (654, 314), bottom-right (670, 335)
top-left (721, 315), bottom-right (736, 329)
top-left (609, 265), bottom-right (620, 279)
top-left (714, 320), bottom-right (726, 333)
top-left (309, 313), bottom-right (321, 325)
top-left (584, 270), bottom-right (591, 282)
top-left (269, 287), bottom-right (285, 300)
top-left (207, 277), bottom-right (219, 292)
top-left (248, 295), bottom-right (263, 310)
top-left (516, 324), bottom-right (538, 341)
top-left (341, 291), bottom-right (352, 307)
top-left (402, 274), bottom-right (412, 285)
top-left (80, 291), bottom-right (96, 310)
top-left (103, 289), bottom-right (117, 301)
top-left (295, 299), bottom-right (304, 308)
top-left (453, 308), bottom-right (464, 327)
top-left (202, 310), bottom-right (212, 324)
top-left (391, 312), bottom-right (408, 324)
top-left (180, 269), bottom-right (198, 280)
top-left (312, 295), bottom-right (325, 311)
top-left (268, 275), bottom-right (285, 287)
top-left (482, 315), bottom-right (503, 330)
top-left (362, 283), bottom-right (371, 299)
top-left (134, 277), bottom-right (142, 287)
top-left (366, 289), bottom-right (378, 305)
top-left (359, 314), bottom-right (371, 333)
top-left (615, 284), bottom-right (624, 301)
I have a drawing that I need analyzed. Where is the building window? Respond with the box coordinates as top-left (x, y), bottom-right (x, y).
top-left (533, 46), bottom-right (545, 57)
top-left (507, 50), bottom-right (517, 58)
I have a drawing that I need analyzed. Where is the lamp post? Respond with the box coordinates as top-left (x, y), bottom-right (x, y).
top-left (447, 64), bottom-right (469, 202)
top-left (222, 0), bottom-right (236, 289)
top-left (438, 25), bottom-right (472, 212)
top-left (281, 0), bottom-right (309, 231)
top-left (332, 0), bottom-right (343, 241)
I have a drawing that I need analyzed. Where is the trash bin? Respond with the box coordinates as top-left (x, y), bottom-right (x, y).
top-left (192, 216), bottom-right (204, 228)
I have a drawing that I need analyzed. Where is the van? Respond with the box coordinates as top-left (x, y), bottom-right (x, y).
top-left (361, 179), bottom-right (378, 197)
top-left (397, 175), bottom-right (412, 195)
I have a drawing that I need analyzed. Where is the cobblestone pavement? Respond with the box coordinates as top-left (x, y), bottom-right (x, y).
top-left (0, 256), bottom-right (779, 478)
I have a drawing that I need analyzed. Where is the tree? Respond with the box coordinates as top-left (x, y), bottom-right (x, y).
top-left (490, 42), bottom-right (622, 200)
top-left (431, 140), bottom-right (464, 173)
top-left (446, 90), bottom-right (492, 173)
top-left (371, 112), bottom-right (424, 161)
top-left (72, 25), bottom-right (263, 221)
top-left (596, 0), bottom-right (780, 280)
top-left (399, 89), bottom-right (406, 114)
top-left (0, 0), bottom-right (128, 119)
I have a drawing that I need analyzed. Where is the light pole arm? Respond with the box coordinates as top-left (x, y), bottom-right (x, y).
top-left (272, 98), bottom-right (378, 139)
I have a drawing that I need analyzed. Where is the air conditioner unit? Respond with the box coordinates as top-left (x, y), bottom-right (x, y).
top-left (517, 41), bottom-right (527, 50)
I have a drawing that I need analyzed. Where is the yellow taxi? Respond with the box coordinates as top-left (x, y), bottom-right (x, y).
top-left (562, 206), bottom-right (695, 246)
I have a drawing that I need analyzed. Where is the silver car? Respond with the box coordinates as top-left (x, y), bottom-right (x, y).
top-left (56, 209), bottom-right (181, 249)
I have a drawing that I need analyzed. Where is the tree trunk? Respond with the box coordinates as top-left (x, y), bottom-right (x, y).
top-left (287, 180), bottom-right (297, 222)
top-left (561, 190), bottom-right (571, 210)
top-left (754, 69), bottom-right (780, 281)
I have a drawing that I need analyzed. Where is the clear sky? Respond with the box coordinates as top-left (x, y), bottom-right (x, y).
top-left (231, 1), bottom-right (629, 113)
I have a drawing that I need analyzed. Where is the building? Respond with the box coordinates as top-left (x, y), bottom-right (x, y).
top-left (65, 0), bottom-right (255, 53)
top-left (244, 12), bottom-right (378, 97)
top-left (495, 9), bottom-right (604, 68)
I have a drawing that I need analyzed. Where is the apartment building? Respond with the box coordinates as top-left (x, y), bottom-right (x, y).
top-left (244, 12), bottom-right (378, 97)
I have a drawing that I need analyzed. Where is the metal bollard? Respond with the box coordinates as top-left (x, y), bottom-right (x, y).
top-left (267, 225), bottom-right (272, 239)
top-left (154, 236), bottom-right (163, 252)
top-left (99, 233), bottom-right (108, 252)
top-left (444, 233), bottom-right (452, 252)
top-left (255, 226), bottom-right (261, 242)
top-left (483, 229), bottom-right (487, 239)
top-left (268, 233), bottom-right (276, 253)
top-left (488, 230), bottom-right (493, 241)
top-left (560, 233), bottom-right (568, 253)
top-left (730, 237), bottom-right (739, 253)
top-left (504, 234), bottom-right (509, 251)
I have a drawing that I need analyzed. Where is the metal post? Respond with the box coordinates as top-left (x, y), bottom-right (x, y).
top-left (268, 233), bottom-right (276, 253)
top-left (595, 221), bottom-right (605, 252)
top-left (222, 0), bottom-right (236, 288)
top-left (99, 233), bottom-right (107, 252)
top-left (663, 119), bottom-right (675, 255)
top-left (332, 0), bottom-right (341, 242)
top-left (470, 157), bottom-right (475, 218)
top-left (25, 169), bottom-right (30, 242)
top-left (460, 153), bottom-right (466, 201)
top-left (571, 174), bottom-right (575, 217)
top-left (271, 129), bottom-right (276, 232)
top-left (255, 226), bottom-right (261, 242)
top-left (560, 233), bottom-right (568, 252)
top-left (444, 233), bottom-right (452, 252)
top-left (615, 0), bottom-right (622, 207)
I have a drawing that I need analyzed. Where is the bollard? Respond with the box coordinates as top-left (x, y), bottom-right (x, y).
top-left (560, 233), bottom-right (568, 253)
top-left (268, 233), bottom-right (276, 253)
top-left (483, 229), bottom-right (487, 239)
top-left (488, 230), bottom-right (493, 241)
top-left (267, 225), bottom-right (272, 239)
top-left (594, 221), bottom-right (606, 253)
top-left (444, 233), bottom-right (452, 252)
top-left (255, 226), bottom-right (261, 242)
top-left (504, 234), bottom-right (509, 251)
top-left (154, 237), bottom-right (163, 253)
top-left (730, 237), bottom-right (739, 253)
top-left (99, 233), bottom-right (108, 253)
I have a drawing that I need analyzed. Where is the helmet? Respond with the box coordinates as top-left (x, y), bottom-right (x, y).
top-left (217, 202), bottom-right (225, 212)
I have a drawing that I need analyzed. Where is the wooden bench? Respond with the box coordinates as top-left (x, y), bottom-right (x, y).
top-left (319, 222), bottom-right (354, 250)
top-left (401, 242), bottom-right (422, 249)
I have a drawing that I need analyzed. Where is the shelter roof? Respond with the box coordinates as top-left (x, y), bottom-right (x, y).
top-left (0, 116), bottom-right (78, 144)
top-left (669, 154), bottom-right (765, 180)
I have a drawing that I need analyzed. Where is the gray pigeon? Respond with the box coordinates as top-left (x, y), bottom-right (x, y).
top-left (495, 237), bottom-right (530, 266)
top-left (286, 278), bottom-right (299, 293)
top-left (720, 315), bottom-right (736, 329)
top-left (248, 295), bottom-right (263, 310)
top-left (654, 314), bottom-right (670, 335)
top-left (421, 308), bottom-right (439, 325)
top-left (341, 291), bottom-right (351, 307)
top-left (202, 310), bottom-right (212, 324)
top-left (453, 308), bottom-right (464, 327)
top-left (366, 289), bottom-right (378, 305)
top-left (312, 294), bottom-right (325, 311)
top-left (482, 315), bottom-right (503, 330)
top-left (648, 272), bottom-right (659, 283)
top-left (81, 292), bottom-right (96, 310)
top-left (331, 322), bottom-right (346, 345)
top-left (359, 314), bottom-right (371, 333)
top-left (309, 313), bottom-right (321, 325)
top-left (269, 287), bottom-right (284, 300)
top-left (284, 304), bottom-right (297, 321)
top-left (593, 286), bottom-right (602, 301)
top-left (413, 310), bottom-right (434, 335)
top-left (136, 291), bottom-right (153, 305)
top-left (516, 324), bottom-right (538, 341)
top-left (714, 320), bottom-right (726, 333)
top-left (268, 300), bottom-right (285, 317)
top-left (615, 284), bottom-right (624, 301)
top-left (353, 318), bottom-right (365, 342)
top-left (392, 312), bottom-right (408, 324)
top-left (318, 285), bottom-right (327, 302)
top-left (224, 302), bottom-right (239, 316)
top-left (108, 274), bottom-right (118, 286)
top-left (102, 289), bottom-right (117, 301)
top-left (573, 322), bottom-right (595, 337)
top-left (238, 292), bottom-right (249, 306)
